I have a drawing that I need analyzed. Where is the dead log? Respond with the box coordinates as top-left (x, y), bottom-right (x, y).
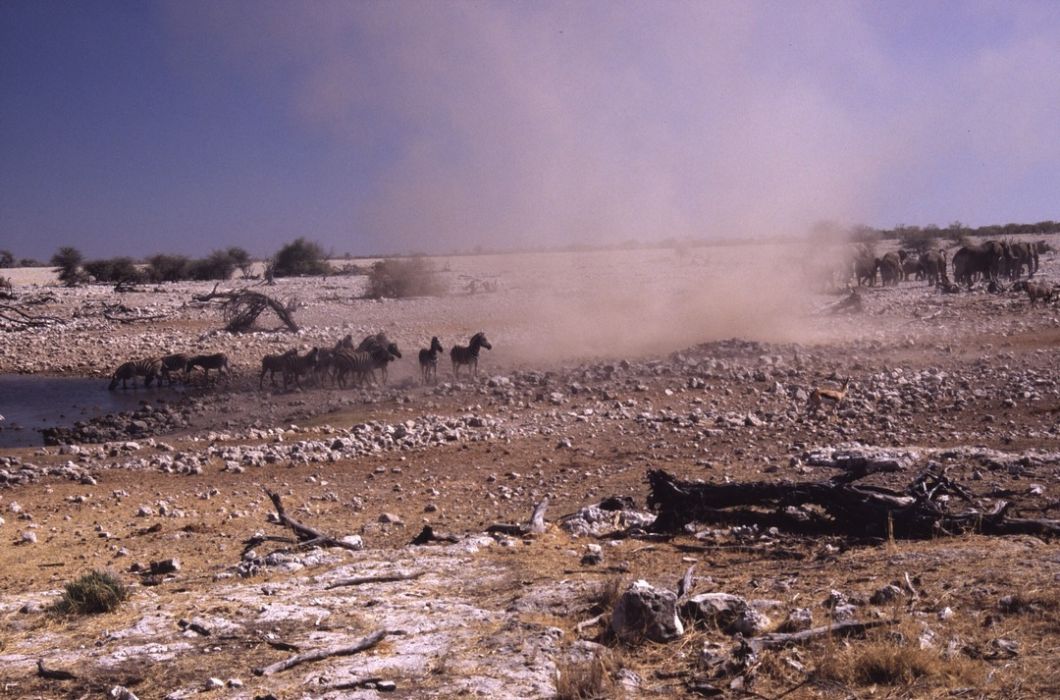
top-left (262, 489), bottom-right (362, 551)
top-left (253, 629), bottom-right (388, 676)
top-left (37, 659), bottom-right (77, 681)
top-left (647, 469), bottom-right (1060, 539)
top-left (487, 498), bottom-right (550, 536)
top-left (193, 283), bottom-right (298, 332)
top-left (748, 619), bottom-right (894, 652)
top-left (325, 571), bottom-right (425, 590)
top-left (410, 525), bottom-right (461, 545)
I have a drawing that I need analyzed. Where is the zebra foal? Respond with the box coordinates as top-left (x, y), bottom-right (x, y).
top-left (419, 337), bottom-right (444, 384)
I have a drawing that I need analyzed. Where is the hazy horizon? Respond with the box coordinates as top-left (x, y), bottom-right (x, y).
top-left (3, 1), bottom-right (1059, 260)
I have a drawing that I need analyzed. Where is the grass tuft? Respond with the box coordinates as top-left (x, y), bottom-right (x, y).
top-left (555, 651), bottom-right (618, 700)
top-left (52, 570), bottom-right (129, 615)
top-left (814, 641), bottom-right (979, 688)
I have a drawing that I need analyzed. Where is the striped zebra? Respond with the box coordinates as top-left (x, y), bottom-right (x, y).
top-left (186, 353), bottom-right (230, 382)
top-left (355, 333), bottom-right (402, 384)
top-left (159, 353), bottom-right (190, 385)
top-left (108, 357), bottom-right (162, 391)
top-left (260, 348), bottom-right (297, 389)
top-left (282, 347), bottom-right (319, 390)
top-left (332, 346), bottom-right (394, 388)
top-left (419, 337), bottom-right (444, 385)
top-left (450, 332), bottom-right (492, 378)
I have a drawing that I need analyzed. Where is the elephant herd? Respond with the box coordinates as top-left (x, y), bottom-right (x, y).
top-left (853, 239), bottom-right (1046, 290)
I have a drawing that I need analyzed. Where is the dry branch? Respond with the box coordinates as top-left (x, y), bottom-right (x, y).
top-left (748, 619), bottom-right (894, 652)
top-left (258, 489), bottom-right (362, 552)
top-left (325, 571), bottom-right (425, 590)
top-left (193, 283), bottom-right (298, 332)
top-left (410, 525), bottom-right (461, 545)
top-left (253, 629), bottom-right (388, 676)
top-left (647, 468), bottom-right (1060, 539)
top-left (487, 498), bottom-right (550, 536)
top-left (0, 304), bottom-right (63, 329)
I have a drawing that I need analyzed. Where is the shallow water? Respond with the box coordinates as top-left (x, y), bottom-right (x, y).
top-left (0, 375), bottom-right (183, 448)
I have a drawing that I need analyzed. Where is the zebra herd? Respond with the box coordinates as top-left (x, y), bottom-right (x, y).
top-left (107, 332), bottom-right (492, 391)
top-left (107, 353), bottom-right (229, 390)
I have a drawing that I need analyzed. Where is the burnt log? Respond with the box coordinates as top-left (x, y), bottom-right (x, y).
top-left (646, 469), bottom-right (1060, 539)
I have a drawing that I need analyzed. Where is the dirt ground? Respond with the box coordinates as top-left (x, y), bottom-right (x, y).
top-left (1, 240), bottom-right (1059, 699)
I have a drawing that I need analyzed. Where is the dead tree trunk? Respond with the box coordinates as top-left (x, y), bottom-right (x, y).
top-left (193, 284), bottom-right (298, 332)
top-left (647, 469), bottom-right (1060, 539)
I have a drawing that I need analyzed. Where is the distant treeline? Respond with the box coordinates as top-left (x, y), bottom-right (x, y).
top-left (844, 220), bottom-right (1060, 245)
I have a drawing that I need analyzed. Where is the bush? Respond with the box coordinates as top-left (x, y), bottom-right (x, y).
top-left (52, 570), bottom-right (128, 615)
top-left (272, 238), bottom-right (330, 277)
top-left (226, 246), bottom-right (253, 278)
top-left (188, 249), bottom-right (238, 281)
top-left (0, 250), bottom-right (13, 268)
top-left (147, 254), bottom-right (191, 283)
top-left (50, 246), bottom-right (86, 286)
top-left (365, 257), bottom-right (448, 299)
top-left (83, 257), bottom-right (144, 284)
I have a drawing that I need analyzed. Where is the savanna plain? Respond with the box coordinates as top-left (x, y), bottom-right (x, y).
top-left (1, 240), bottom-right (1059, 699)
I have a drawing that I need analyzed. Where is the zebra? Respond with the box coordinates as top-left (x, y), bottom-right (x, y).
top-left (332, 346), bottom-right (393, 388)
top-left (260, 348), bottom-right (297, 389)
top-left (355, 333), bottom-right (402, 384)
top-left (419, 337), bottom-right (444, 385)
top-left (186, 353), bottom-right (230, 382)
top-left (450, 332), bottom-right (492, 379)
top-left (282, 347), bottom-right (319, 391)
top-left (159, 353), bottom-right (190, 385)
top-left (108, 357), bottom-right (162, 391)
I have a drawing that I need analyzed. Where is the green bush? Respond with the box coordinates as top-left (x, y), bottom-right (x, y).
top-left (50, 246), bottom-right (86, 286)
top-left (52, 570), bottom-right (129, 615)
top-left (146, 254), bottom-right (191, 283)
top-left (271, 238), bottom-right (331, 277)
top-left (84, 257), bottom-right (144, 284)
top-left (0, 250), bottom-right (13, 268)
top-left (365, 257), bottom-right (448, 299)
top-left (188, 249), bottom-right (238, 281)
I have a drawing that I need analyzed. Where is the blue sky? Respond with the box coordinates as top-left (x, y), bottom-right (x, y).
top-left (1, 1), bottom-right (1058, 260)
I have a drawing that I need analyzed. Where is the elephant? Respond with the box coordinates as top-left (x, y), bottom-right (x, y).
top-left (1003, 241), bottom-right (1037, 278)
top-left (875, 253), bottom-right (902, 286)
top-left (918, 249), bottom-right (947, 285)
top-left (952, 240), bottom-right (1006, 288)
top-left (854, 255), bottom-right (877, 287)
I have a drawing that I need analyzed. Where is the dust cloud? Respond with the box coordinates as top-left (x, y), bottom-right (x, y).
top-left (435, 241), bottom-right (837, 366)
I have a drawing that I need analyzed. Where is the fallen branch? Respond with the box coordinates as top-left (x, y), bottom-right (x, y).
top-left (0, 304), bottom-right (63, 328)
top-left (262, 489), bottom-right (362, 551)
top-left (253, 629), bottom-right (388, 676)
top-left (103, 309), bottom-right (168, 323)
top-left (194, 283), bottom-right (298, 332)
top-left (749, 619), bottom-right (895, 652)
top-left (487, 498), bottom-right (550, 536)
top-left (647, 469), bottom-right (1060, 539)
top-left (410, 525), bottom-right (461, 545)
top-left (325, 571), bottom-right (425, 590)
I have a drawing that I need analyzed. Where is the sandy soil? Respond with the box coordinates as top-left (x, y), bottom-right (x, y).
top-left (1, 239), bottom-right (1059, 699)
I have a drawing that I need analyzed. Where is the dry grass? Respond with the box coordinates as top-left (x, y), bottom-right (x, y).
top-left (813, 639), bottom-right (981, 690)
top-left (555, 650), bottom-right (620, 700)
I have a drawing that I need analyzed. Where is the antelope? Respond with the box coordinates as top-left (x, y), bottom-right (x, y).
top-left (808, 377), bottom-right (850, 415)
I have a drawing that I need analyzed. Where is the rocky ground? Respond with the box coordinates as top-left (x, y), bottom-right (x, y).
top-left (1, 240), bottom-right (1059, 699)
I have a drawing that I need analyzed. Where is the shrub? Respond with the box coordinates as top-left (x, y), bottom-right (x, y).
top-left (146, 254), bottom-right (191, 283)
top-left (50, 246), bottom-right (86, 286)
top-left (84, 257), bottom-right (144, 284)
top-left (188, 250), bottom-right (238, 281)
top-left (271, 238), bottom-right (330, 277)
top-left (226, 246), bottom-right (253, 278)
top-left (0, 250), bottom-right (13, 268)
top-left (52, 570), bottom-right (128, 615)
top-left (365, 257), bottom-right (447, 299)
